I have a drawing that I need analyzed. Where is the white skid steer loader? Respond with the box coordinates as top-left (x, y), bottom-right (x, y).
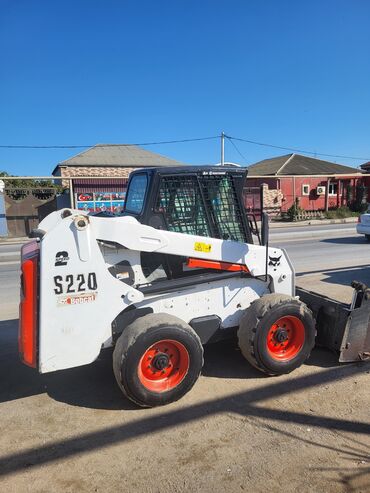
top-left (19, 167), bottom-right (370, 407)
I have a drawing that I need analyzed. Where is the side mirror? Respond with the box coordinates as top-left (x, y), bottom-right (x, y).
top-left (261, 212), bottom-right (269, 246)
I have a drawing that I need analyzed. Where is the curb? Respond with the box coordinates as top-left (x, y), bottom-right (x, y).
top-left (0, 217), bottom-right (358, 241)
top-left (0, 237), bottom-right (28, 244)
top-left (270, 217), bottom-right (358, 228)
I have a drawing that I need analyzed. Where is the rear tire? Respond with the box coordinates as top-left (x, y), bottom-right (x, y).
top-left (238, 294), bottom-right (316, 375)
top-left (113, 313), bottom-right (204, 407)
top-left (365, 235), bottom-right (370, 242)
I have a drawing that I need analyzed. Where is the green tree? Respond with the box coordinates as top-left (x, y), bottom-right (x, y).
top-left (0, 170), bottom-right (58, 189)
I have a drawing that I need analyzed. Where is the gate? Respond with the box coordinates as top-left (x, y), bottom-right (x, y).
top-left (4, 188), bottom-right (57, 237)
top-left (0, 190), bottom-right (7, 236)
top-left (244, 186), bottom-right (263, 220)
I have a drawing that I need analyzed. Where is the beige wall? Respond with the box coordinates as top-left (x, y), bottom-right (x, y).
top-left (60, 166), bottom-right (133, 177)
top-left (59, 166), bottom-right (135, 187)
top-left (261, 183), bottom-right (284, 215)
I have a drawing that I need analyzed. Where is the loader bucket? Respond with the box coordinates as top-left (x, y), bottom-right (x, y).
top-left (296, 286), bottom-right (370, 363)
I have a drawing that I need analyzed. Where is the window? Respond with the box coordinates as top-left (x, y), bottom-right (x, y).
top-left (328, 183), bottom-right (338, 196)
top-left (75, 191), bottom-right (126, 214)
top-left (125, 174), bottom-right (148, 214)
top-left (302, 184), bottom-right (310, 195)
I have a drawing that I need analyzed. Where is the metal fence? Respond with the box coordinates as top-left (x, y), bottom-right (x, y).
top-left (0, 177), bottom-right (264, 237)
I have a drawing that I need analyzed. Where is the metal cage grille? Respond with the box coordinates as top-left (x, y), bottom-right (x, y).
top-left (155, 174), bottom-right (247, 242)
top-left (155, 176), bottom-right (211, 236)
top-left (199, 175), bottom-right (247, 242)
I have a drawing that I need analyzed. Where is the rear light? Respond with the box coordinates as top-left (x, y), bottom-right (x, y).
top-left (19, 241), bottom-right (39, 368)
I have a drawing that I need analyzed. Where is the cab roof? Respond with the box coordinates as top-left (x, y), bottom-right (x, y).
top-left (130, 165), bottom-right (248, 176)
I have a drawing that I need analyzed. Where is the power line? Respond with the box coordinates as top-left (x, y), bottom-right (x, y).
top-left (225, 135), bottom-right (248, 163)
top-left (0, 136), bottom-right (219, 149)
top-left (228, 135), bottom-right (370, 162)
top-left (0, 132), bottom-right (368, 163)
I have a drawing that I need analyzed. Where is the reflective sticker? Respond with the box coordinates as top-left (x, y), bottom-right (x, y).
top-left (57, 292), bottom-right (97, 306)
top-left (194, 241), bottom-right (212, 253)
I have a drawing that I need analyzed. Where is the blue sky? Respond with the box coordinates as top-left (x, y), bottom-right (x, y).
top-left (1, 0), bottom-right (370, 175)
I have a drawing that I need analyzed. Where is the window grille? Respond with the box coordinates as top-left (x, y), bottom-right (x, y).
top-left (155, 174), bottom-right (247, 243)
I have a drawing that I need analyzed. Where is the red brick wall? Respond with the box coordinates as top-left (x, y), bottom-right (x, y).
top-left (246, 176), bottom-right (362, 213)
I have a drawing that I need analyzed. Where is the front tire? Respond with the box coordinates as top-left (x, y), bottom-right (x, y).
top-left (365, 235), bottom-right (370, 242)
top-left (113, 313), bottom-right (204, 407)
top-left (238, 294), bottom-right (316, 375)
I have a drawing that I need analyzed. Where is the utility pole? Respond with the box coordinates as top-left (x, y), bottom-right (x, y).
top-left (221, 132), bottom-right (225, 166)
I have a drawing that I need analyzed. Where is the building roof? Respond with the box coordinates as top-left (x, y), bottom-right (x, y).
top-left (52, 144), bottom-right (185, 174)
top-left (360, 161), bottom-right (370, 171)
top-left (247, 153), bottom-right (360, 176)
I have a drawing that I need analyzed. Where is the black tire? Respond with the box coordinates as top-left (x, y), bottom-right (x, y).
top-left (113, 313), bottom-right (204, 407)
top-left (365, 235), bottom-right (370, 242)
top-left (238, 293), bottom-right (316, 376)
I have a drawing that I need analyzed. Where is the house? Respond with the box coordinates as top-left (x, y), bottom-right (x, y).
top-left (360, 161), bottom-right (370, 173)
top-left (52, 144), bottom-right (185, 213)
top-left (246, 153), bottom-right (364, 214)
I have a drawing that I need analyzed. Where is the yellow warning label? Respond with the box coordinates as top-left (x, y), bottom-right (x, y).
top-left (194, 241), bottom-right (212, 253)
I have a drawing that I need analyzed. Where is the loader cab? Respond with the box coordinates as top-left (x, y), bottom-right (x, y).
top-left (124, 166), bottom-right (254, 245)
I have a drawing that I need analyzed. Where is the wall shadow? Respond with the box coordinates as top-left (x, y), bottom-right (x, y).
top-left (322, 267), bottom-right (370, 287)
top-left (256, 423), bottom-right (370, 493)
top-left (321, 236), bottom-right (366, 245)
top-left (296, 264), bottom-right (369, 278)
top-left (299, 267), bottom-right (370, 289)
top-left (0, 361), bottom-right (369, 477)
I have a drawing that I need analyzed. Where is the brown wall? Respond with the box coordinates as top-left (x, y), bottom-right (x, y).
top-left (5, 190), bottom-right (57, 237)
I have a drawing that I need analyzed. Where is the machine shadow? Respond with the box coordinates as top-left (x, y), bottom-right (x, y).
top-left (302, 266), bottom-right (370, 289)
top-left (1, 318), bottom-right (348, 411)
top-left (0, 319), bottom-right (135, 411)
top-left (0, 319), bottom-right (264, 409)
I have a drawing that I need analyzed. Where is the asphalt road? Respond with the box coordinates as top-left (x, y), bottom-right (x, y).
top-left (0, 223), bottom-right (367, 314)
top-left (271, 223), bottom-right (370, 302)
top-left (0, 242), bottom-right (22, 320)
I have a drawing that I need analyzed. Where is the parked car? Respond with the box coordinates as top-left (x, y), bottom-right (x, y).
top-left (356, 207), bottom-right (370, 240)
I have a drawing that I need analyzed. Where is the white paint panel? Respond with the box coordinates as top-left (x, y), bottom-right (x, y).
top-left (37, 210), bottom-right (294, 373)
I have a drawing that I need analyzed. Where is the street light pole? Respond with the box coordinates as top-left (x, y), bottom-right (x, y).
top-left (221, 132), bottom-right (225, 166)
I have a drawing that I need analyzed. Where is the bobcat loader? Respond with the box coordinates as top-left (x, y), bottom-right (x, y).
top-left (19, 166), bottom-right (370, 407)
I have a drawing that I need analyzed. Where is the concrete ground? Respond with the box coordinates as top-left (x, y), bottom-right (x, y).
top-left (0, 224), bottom-right (369, 492)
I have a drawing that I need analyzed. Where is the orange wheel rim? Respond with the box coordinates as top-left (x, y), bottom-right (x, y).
top-left (266, 316), bottom-right (305, 361)
top-left (138, 339), bottom-right (190, 392)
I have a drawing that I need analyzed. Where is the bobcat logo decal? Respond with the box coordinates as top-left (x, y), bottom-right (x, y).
top-left (268, 255), bottom-right (281, 267)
